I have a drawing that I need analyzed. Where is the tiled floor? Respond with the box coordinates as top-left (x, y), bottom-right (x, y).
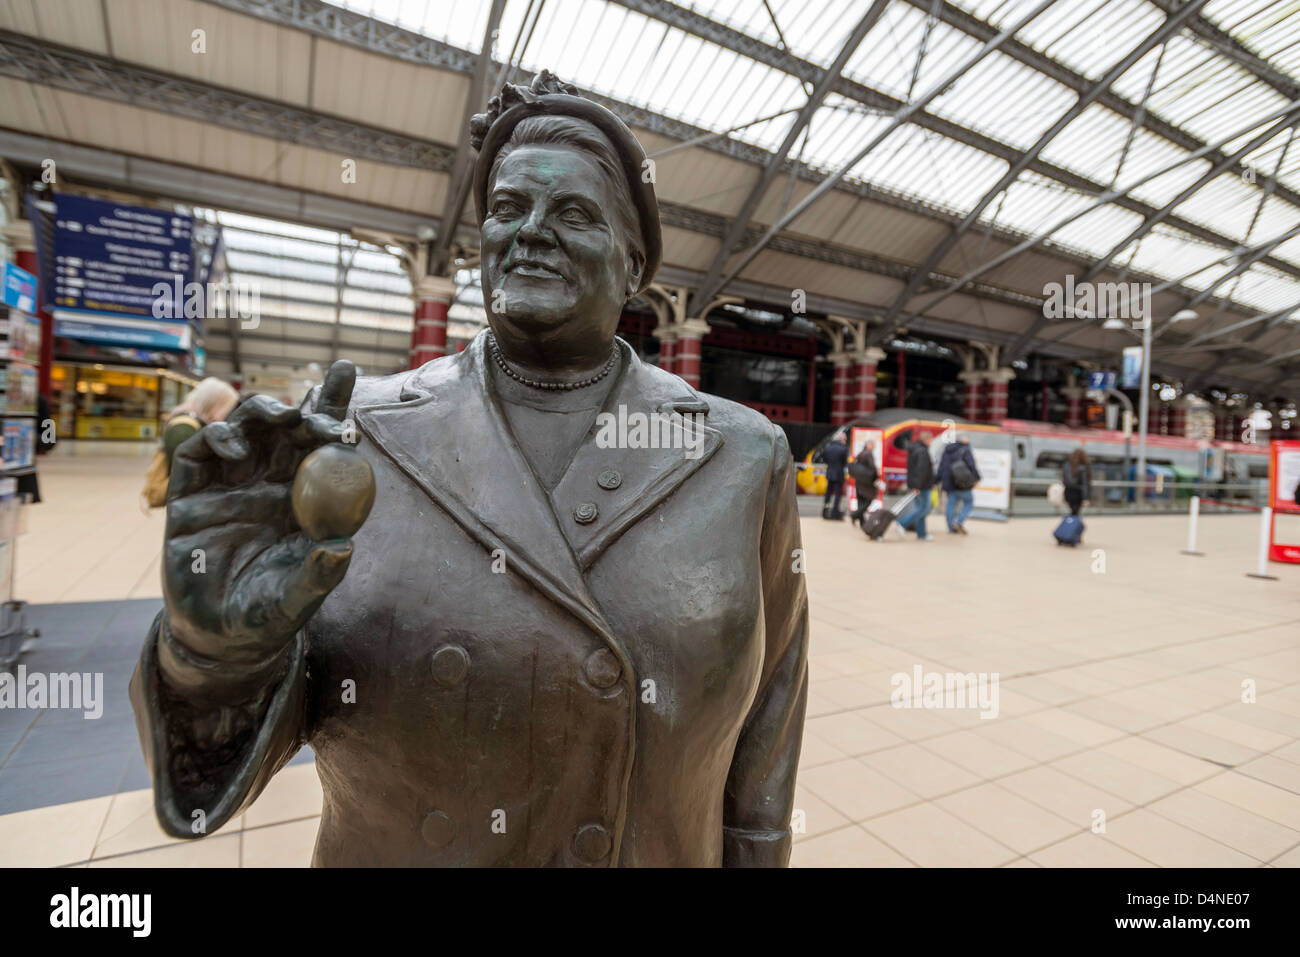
top-left (2, 452), bottom-right (1298, 866)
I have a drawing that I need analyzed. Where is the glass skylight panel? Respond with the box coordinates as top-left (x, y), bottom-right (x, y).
top-left (844, 3), bottom-right (984, 103)
top-left (256, 299), bottom-right (336, 324)
top-left (1124, 225), bottom-right (1229, 281)
top-left (848, 125), bottom-right (1009, 214)
top-left (924, 52), bottom-right (1076, 151)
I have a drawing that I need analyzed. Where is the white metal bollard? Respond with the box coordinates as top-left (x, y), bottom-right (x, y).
top-left (1182, 495), bottom-right (1203, 555)
top-left (1246, 506), bottom-right (1278, 580)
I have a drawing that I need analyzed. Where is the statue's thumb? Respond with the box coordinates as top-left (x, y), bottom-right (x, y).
top-left (303, 541), bottom-right (353, 592)
top-left (272, 541), bottom-right (353, 629)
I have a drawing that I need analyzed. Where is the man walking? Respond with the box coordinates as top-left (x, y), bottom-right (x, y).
top-left (937, 433), bottom-right (980, 534)
top-left (898, 430), bottom-right (935, 541)
top-left (822, 430), bottom-right (849, 520)
top-left (848, 439), bottom-right (879, 527)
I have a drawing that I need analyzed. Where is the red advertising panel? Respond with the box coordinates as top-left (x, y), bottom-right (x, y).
top-left (1268, 440), bottom-right (1300, 564)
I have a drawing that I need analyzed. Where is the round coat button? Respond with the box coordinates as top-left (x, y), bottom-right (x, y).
top-left (573, 502), bottom-right (599, 524)
top-left (430, 644), bottom-right (469, 686)
top-left (583, 648), bottom-right (622, 689)
top-left (421, 810), bottom-right (455, 848)
top-left (572, 823), bottom-right (612, 863)
top-left (597, 469), bottom-right (622, 490)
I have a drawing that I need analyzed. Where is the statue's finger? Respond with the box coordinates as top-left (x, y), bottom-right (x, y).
top-left (226, 394), bottom-right (303, 432)
top-left (316, 360), bottom-right (356, 422)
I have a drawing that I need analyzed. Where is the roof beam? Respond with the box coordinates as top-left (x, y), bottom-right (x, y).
top-left (705, 0), bottom-right (1060, 301)
top-left (686, 0), bottom-right (889, 313)
top-left (428, 0), bottom-right (506, 277)
top-left (867, 0), bottom-right (1211, 348)
top-left (900, 0), bottom-right (1300, 213)
top-left (197, 0), bottom-right (1300, 293)
top-left (604, 0), bottom-right (1298, 283)
top-left (1146, 0), bottom-right (1299, 102)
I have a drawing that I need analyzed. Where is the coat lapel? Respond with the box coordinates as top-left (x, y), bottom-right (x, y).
top-left (354, 333), bottom-right (723, 630)
top-left (551, 347), bottom-right (723, 568)
top-left (355, 334), bottom-right (611, 640)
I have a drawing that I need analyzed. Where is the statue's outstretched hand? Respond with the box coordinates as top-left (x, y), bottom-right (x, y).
top-left (161, 361), bottom-right (371, 680)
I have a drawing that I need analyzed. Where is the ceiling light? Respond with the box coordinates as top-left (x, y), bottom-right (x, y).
top-left (1101, 318), bottom-right (1126, 330)
top-left (1170, 309), bottom-right (1198, 322)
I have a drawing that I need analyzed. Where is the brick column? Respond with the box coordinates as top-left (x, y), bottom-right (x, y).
top-left (1063, 387), bottom-right (1086, 428)
top-left (852, 346), bottom-right (885, 417)
top-left (959, 370), bottom-right (983, 422)
top-left (409, 275), bottom-right (456, 369)
top-left (652, 324), bottom-right (677, 375)
top-left (982, 368), bottom-right (1014, 423)
top-left (674, 318), bottom-right (709, 388)
top-left (1166, 398), bottom-right (1188, 438)
top-left (1147, 401), bottom-right (1167, 436)
top-left (829, 352), bottom-right (853, 425)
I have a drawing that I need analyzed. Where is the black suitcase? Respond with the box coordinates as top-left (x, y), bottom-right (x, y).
top-left (861, 491), bottom-right (917, 541)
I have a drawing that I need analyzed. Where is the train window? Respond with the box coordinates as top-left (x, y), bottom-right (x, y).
top-left (1016, 441), bottom-right (1027, 460)
top-left (1248, 463), bottom-right (1269, 478)
top-left (1036, 452), bottom-right (1067, 469)
top-left (893, 428), bottom-right (913, 450)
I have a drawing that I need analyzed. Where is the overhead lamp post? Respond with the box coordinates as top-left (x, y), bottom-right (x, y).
top-left (1112, 309), bottom-right (1195, 511)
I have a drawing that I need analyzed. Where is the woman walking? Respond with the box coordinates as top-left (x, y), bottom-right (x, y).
top-left (1062, 447), bottom-right (1091, 516)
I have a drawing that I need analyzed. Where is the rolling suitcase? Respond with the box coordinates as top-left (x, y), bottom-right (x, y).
top-left (1053, 514), bottom-right (1084, 546)
top-left (861, 491), bottom-right (917, 541)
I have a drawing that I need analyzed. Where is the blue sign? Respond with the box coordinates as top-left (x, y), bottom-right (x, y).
top-left (1087, 371), bottom-right (1116, 390)
top-left (52, 312), bottom-right (191, 351)
top-left (1121, 346), bottom-right (1143, 389)
top-left (1, 262), bottom-right (37, 313)
top-left (50, 194), bottom-right (193, 320)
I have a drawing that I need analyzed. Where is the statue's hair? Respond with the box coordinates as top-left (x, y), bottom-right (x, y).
top-left (488, 114), bottom-right (645, 266)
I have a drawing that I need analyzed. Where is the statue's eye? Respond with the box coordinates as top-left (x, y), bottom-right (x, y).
top-left (491, 199), bottom-right (521, 218)
top-left (560, 206), bottom-right (592, 225)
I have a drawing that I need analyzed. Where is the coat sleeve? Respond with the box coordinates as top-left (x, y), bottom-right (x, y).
top-left (722, 425), bottom-right (810, 867)
top-left (128, 385), bottom-right (329, 839)
top-left (129, 612), bottom-right (308, 838)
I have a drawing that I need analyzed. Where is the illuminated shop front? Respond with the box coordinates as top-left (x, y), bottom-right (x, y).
top-left (48, 364), bottom-right (200, 441)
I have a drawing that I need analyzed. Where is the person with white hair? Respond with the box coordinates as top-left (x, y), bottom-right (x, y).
top-left (162, 377), bottom-right (240, 471)
top-left (936, 431), bottom-right (980, 534)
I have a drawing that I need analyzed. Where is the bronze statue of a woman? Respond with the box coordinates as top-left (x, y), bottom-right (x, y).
top-left (131, 71), bottom-right (809, 866)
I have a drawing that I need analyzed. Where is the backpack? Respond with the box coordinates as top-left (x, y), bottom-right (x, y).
top-left (142, 414), bottom-right (201, 508)
top-left (950, 459), bottom-right (976, 490)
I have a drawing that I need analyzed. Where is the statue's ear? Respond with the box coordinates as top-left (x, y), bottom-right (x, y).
top-left (625, 248), bottom-right (645, 299)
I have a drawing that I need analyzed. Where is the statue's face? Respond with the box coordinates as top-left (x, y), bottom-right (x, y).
top-left (482, 145), bottom-right (637, 334)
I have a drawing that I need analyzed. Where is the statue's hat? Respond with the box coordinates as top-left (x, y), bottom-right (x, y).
top-left (470, 71), bottom-right (662, 293)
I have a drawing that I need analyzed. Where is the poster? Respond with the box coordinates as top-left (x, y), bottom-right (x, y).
top-left (972, 449), bottom-right (1011, 511)
top-left (1274, 447), bottom-right (1300, 511)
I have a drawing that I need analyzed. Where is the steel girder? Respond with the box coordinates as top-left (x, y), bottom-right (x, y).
top-left (866, 0), bottom-right (1211, 349)
top-left (601, 0), bottom-right (1300, 286)
top-left (686, 0), bottom-right (889, 315)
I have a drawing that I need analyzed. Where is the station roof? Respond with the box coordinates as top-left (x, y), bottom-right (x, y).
top-left (0, 0), bottom-right (1297, 395)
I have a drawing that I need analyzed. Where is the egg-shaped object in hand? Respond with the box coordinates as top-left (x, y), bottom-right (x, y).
top-left (291, 444), bottom-right (376, 541)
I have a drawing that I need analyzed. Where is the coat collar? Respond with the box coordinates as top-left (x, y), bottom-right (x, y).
top-left (355, 331), bottom-right (723, 638)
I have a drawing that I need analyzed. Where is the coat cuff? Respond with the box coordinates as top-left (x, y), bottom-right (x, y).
top-left (130, 611), bottom-right (307, 839)
top-left (722, 826), bottom-right (792, 867)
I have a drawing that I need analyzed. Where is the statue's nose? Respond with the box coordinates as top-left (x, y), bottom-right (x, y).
top-left (517, 210), bottom-right (557, 246)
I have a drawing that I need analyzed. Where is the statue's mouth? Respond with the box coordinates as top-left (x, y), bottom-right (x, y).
top-left (507, 260), bottom-right (567, 281)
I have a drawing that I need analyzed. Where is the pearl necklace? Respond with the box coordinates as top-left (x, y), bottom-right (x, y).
top-left (489, 334), bottom-right (617, 391)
